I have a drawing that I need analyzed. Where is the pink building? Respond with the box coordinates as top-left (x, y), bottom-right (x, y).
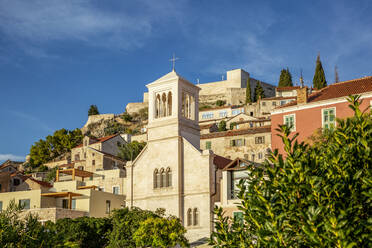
top-left (271, 76), bottom-right (372, 155)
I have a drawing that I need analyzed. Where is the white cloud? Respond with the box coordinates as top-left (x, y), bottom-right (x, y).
top-left (0, 154), bottom-right (25, 161)
top-left (0, 0), bottom-right (184, 56)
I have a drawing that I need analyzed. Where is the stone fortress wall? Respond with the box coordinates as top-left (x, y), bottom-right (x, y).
top-left (126, 68), bottom-right (275, 114)
top-left (86, 69), bottom-right (276, 133)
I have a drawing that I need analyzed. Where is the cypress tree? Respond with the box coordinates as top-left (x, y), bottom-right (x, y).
top-left (246, 77), bottom-right (252, 104)
top-left (313, 54), bottom-right (327, 89)
top-left (254, 81), bottom-right (265, 102)
top-left (278, 69), bottom-right (287, 87)
top-left (88, 105), bottom-right (99, 116)
top-left (285, 68), bottom-right (293, 86)
top-left (278, 68), bottom-right (293, 87)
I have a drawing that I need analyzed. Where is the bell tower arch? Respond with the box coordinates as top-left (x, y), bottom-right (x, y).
top-left (146, 71), bottom-right (200, 149)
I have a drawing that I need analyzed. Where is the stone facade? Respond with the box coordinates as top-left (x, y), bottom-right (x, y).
top-left (200, 127), bottom-right (271, 162)
top-left (125, 71), bottom-right (219, 242)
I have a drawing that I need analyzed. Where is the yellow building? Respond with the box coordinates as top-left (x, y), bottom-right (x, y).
top-left (0, 169), bottom-right (125, 222)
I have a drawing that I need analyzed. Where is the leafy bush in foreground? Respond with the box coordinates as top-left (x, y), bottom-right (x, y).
top-left (211, 95), bottom-right (371, 247)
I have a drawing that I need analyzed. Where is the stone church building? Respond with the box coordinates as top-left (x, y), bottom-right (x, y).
top-left (125, 70), bottom-right (228, 242)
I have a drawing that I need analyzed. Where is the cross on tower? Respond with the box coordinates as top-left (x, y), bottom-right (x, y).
top-left (169, 53), bottom-right (179, 71)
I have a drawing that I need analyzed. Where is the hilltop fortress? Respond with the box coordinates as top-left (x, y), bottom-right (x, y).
top-left (126, 68), bottom-right (275, 114)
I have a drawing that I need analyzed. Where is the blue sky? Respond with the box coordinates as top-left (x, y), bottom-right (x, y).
top-left (0, 0), bottom-right (371, 162)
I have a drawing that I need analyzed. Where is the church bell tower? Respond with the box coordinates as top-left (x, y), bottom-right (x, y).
top-left (146, 70), bottom-right (201, 149)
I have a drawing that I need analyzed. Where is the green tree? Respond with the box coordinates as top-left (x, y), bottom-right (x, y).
top-left (245, 77), bottom-right (252, 104)
top-left (278, 68), bottom-right (293, 87)
top-left (216, 100), bottom-right (226, 107)
top-left (218, 120), bottom-right (227, 132)
top-left (0, 200), bottom-right (56, 247)
top-left (29, 128), bottom-right (83, 168)
top-left (253, 81), bottom-right (265, 102)
top-left (46, 217), bottom-right (112, 248)
top-left (45, 167), bottom-right (58, 182)
top-left (313, 54), bottom-right (327, 89)
top-left (122, 112), bottom-right (133, 122)
top-left (117, 141), bottom-right (146, 161)
top-left (88, 105), bottom-right (99, 116)
top-left (133, 216), bottom-right (189, 248)
top-left (107, 207), bottom-right (159, 248)
top-left (210, 95), bottom-right (371, 247)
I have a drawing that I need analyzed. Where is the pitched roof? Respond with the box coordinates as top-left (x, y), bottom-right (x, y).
top-left (200, 126), bottom-right (271, 139)
top-left (26, 176), bottom-right (53, 188)
top-left (276, 86), bottom-right (301, 91)
top-left (279, 76), bottom-right (372, 108)
top-left (74, 134), bottom-right (120, 148)
top-left (0, 160), bottom-right (23, 170)
top-left (223, 157), bottom-right (261, 171)
top-left (88, 147), bottom-right (126, 162)
top-left (213, 155), bottom-right (232, 169)
top-left (199, 123), bottom-right (216, 130)
top-left (261, 96), bottom-right (297, 101)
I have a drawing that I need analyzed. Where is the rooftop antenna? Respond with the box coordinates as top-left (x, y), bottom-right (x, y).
top-left (334, 65), bottom-right (339, 83)
top-left (169, 53), bottom-right (179, 72)
top-left (300, 69), bottom-right (304, 88)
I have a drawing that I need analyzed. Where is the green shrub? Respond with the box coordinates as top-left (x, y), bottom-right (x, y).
top-left (210, 95), bottom-right (372, 247)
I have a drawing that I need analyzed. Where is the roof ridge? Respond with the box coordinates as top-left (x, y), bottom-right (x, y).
top-left (330, 76), bottom-right (372, 86)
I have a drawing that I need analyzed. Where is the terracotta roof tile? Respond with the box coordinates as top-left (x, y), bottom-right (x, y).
top-left (276, 86), bottom-right (301, 91)
top-left (199, 123), bottom-right (216, 129)
top-left (74, 134), bottom-right (119, 148)
top-left (200, 126), bottom-right (271, 139)
top-left (27, 177), bottom-right (53, 188)
top-left (278, 76), bottom-right (372, 108)
top-left (213, 155), bottom-right (232, 169)
top-left (262, 96), bottom-right (297, 101)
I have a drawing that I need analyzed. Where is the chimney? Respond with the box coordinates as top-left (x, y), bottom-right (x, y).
top-left (296, 87), bottom-right (308, 104)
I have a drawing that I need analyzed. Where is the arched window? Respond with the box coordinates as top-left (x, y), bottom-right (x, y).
top-left (193, 208), bottom-right (199, 226)
top-left (187, 208), bottom-right (192, 226)
top-left (162, 93), bottom-right (167, 117)
top-left (167, 92), bottom-right (172, 116)
top-left (166, 167), bottom-right (172, 187)
top-left (185, 94), bottom-right (190, 119)
top-left (157, 169), bottom-right (161, 188)
top-left (161, 168), bottom-right (166, 188)
top-left (181, 92), bottom-right (185, 117)
top-left (155, 94), bottom-right (160, 118)
top-left (190, 95), bottom-right (194, 120)
top-left (153, 169), bottom-right (158, 188)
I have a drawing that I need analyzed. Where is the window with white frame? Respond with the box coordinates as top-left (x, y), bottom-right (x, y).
top-left (219, 111), bottom-right (227, 117)
top-left (205, 141), bottom-right (211, 149)
top-left (258, 152), bottom-right (263, 159)
top-left (232, 109), bottom-right (242, 115)
top-left (322, 108), bottom-right (336, 129)
top-left (255, 136), bottom-right (265, 144)
top-left (231, 139), bottom-right (244, 147)
top-left (201, 112), bottom-right (214, 119)
top-left (71, 199), bottom-right (76, 210)
top-left (284, 114), bottom-right (296, 131)
top-left (19, 199), bottom-right (30, 209)
top-left (113, 186), bottom-right (120, 195)
top-left (106, 200), bottom-right (111, 214)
